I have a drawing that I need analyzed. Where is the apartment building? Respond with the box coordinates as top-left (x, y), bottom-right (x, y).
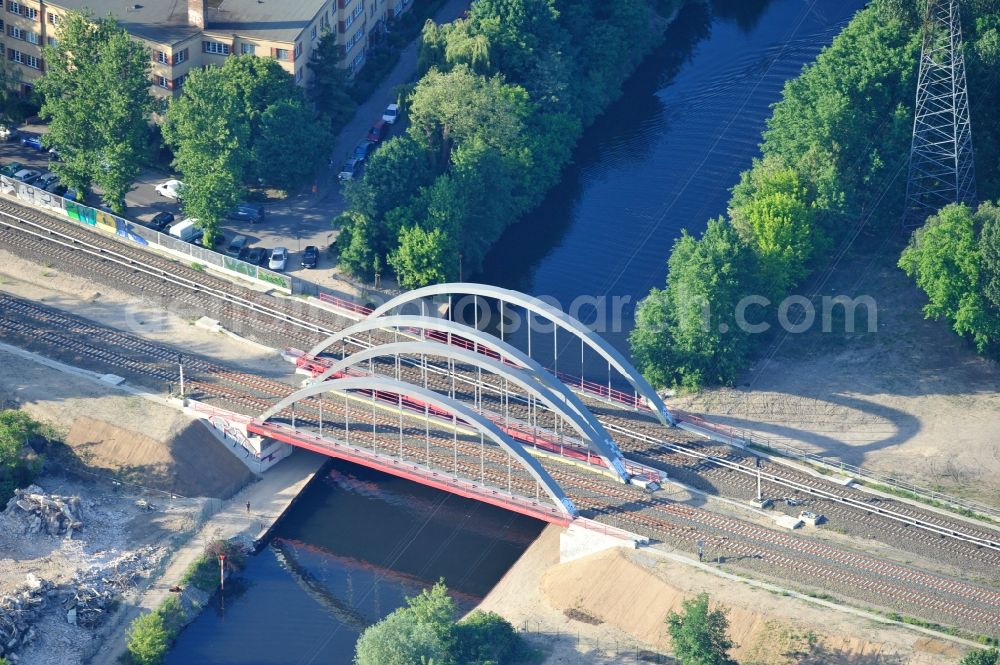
top-left (2, 0), bottom-right (412, 97)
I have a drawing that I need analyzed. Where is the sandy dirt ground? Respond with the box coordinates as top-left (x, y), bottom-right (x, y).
top-left (480, 526), bottom-right (975, 664)
top-left (672, 250), bottom-right (1000, 507)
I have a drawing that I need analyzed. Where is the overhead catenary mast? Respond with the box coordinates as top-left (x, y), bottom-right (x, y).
top-left (902, 0), bottom-right (976, 229)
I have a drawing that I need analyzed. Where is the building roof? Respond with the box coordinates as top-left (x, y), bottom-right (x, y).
top-left (48, 0), bottom-right (320, 46)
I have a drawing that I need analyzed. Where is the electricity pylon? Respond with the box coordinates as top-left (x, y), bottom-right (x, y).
top-left (902, 0), bottom-right (976, 229)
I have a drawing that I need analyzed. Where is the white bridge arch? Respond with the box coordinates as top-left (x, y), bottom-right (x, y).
top-left (256, 376), bottom-right (577, 519)
top-left (366, 283), bottom-right (675, 426)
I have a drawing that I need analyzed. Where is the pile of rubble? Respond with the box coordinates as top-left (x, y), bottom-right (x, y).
top-left (0, 575), bottom-right (53, 661)
top-left (0, 547), bottom-right (164, 661)
top-left (4, 485), bottom-right (84, 538)
top-left (63, 546), bottom-right (163, 629)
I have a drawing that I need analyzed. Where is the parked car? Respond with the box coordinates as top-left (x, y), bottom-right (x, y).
top-left (301, 245), bottom-right (319, 269)
top-left (367, 120), bottom-right (388, 143)
top-left (382, 103), bottom-right (399, 125)
top-left (0, 125), bottom-right (19, 141)
top-left (338, 158), bottom-right (360, 181)
top-left (13, 169), bottom-right (41, 184)
top-left (228, 203), bottom-right (264, 224)
top-left (46, 182), bottom-right (68, 197)
top-left (36, 172), bottom-right (59, 189)
top-left (268, 247), bottom-right (288, 271)
top-left (155, 179), bottom-right (183, 199)
top-left (169, 218), bottom-right (203, 244)
top-left (63, 187), bottom-right (81, 201)
top-left (1, 162), bottom-right (24, 177)
top-left (149, 211), bottom-right (175, 231)
top-left (244, 246), bottom-right (269, 267)
top-left (47, 147), bottom-right (60, 161)
top-left (19, 135), bottom-right (43, 150)
top-left (353, 140), bottom-right (376, 162)
top-left (224, 234), bottom-right (251, 259)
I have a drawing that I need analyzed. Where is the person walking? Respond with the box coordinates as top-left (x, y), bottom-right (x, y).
top-left (246, 501), bottom-right (251, 514)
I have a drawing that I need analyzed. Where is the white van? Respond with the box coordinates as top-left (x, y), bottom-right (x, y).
top-left (169, 218), bottom-right (202, 243)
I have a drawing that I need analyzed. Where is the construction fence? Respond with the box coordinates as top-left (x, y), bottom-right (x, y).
top-left (0, 175), bottom-right (292, 292)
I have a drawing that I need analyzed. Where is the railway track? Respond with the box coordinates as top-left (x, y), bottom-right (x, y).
top-left (2, 203), bottom-right (1000, 631)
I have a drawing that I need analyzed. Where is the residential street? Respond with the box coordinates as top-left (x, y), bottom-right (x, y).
top-left (1, 0), bottom-right (470, 296)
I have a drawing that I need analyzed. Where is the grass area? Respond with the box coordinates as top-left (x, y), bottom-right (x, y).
top-left (880, 611), bottom-right (998, 647)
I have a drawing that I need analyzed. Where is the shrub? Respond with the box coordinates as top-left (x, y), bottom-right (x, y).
top-left (126, 611), bottom-right (170, 665)
top-left (452, 610), bottom-right (520, 664)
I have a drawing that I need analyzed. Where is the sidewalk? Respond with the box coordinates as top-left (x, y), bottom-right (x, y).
top-left (89, 450), bottom-right (327, 665)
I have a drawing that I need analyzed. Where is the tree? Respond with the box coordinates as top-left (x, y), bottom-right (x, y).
top-left (899, 203), bottom-right (1000, 352)
top-left (252, 97), bottom-right (330, 192)
top-left (308, 29), bottom-right (358, 129)
top-left (452, 611), bottom-right (519, 664)
top-left (666, 593), bottom-right (737, 665)
top-left (334, 211), bottom-right (379, 280)
top-left (0, 410), bottom-right (44, 505)
top-left (978, 202), bottom-right (1000, 312)
top-left (630, 219), bottom-right (759, 390)
top-left (162, 66), bottom-right (248, 247)
top-left (126, 611), bottom-right (170, 665)
top-left (38, 11), bottom-right (154, 211)
top-left (389, 224), bottom-right (457, 289)
top-left (960, 649), bottom-right (999, 665)
top-left (354, 581), bottom-right (455, 665)
top-left (0, 58), bottom-right (34, 125)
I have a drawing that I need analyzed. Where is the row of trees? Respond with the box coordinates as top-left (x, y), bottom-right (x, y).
top-left (354, 581), bottom-right (523, 665)
top-left (335, 0), bottom-right (685, 288)
top-left (630, 0), bottom-right (1000, 390)
top-left (35, 12), bottom-right (334, 244)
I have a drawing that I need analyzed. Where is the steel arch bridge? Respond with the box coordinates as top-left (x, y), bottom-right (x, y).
top-left (250, 376), bottom-right (578, 522)
top-left (366, 283), bottom-right (675, 426)
top-left (311, 340), bottom-right (629, 481)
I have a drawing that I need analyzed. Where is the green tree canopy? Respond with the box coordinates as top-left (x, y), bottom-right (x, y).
top-left (452, 611), bottom-right (519, 665)
top-left (630, 219), bottom-right (759, 390)
top-left (0, 410), bottom-right (45, 505)
top-left (389, 223), bottom-right (458, 289)
top-left (307, 29), bottom-right (359, 130)
top-left (38, 11), bottom-right (154, 212)
top-left (126, 611), bottom-right (170, 665)
top-left (665, 593), bottom-right (737, 665)
top-left (899, 203), bottom-right (1000, 352)
top-left (162, 66), bottom-right (248, 247)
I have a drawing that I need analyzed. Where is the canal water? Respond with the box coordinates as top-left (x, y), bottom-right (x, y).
top-left (166, 461), bottom-right (544, 665)
top-left (168, 1), bottom-right (868, 662)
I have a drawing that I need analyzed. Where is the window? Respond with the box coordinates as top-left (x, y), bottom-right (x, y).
top-left (240, 42), bottom-right (255, 55)
top-left (155, 50), bottom-right (168, 64)
top-left (172, 48), bottom-right (187, 64)
top-left (156, 75), bottom-right (168, 89)
top-left (274, 48), bottom-right (289, 61)
top-left (23, 6), bottom-right (35, 20)
top-left (350, 50), bottom-right (363, 72)
top-left (172, 74), bottom-right (185, 88)
top-left (294, 41), bottom-right (301, 58)
top-left (295, 67), bottom-right (302, 83)
top-left (7, 3), bottom-right (20, 15)
top-left (25, 31), bottom-right (37, 44)
top-left (310, 25), bottom-right (316, 40)
top-left (7, 25), bottom-right (23, 40)
top-left (203, 41), bottom-right (230, 55)
top-left (24, 53), bottom-right (38, 68)
top-left (46, 36), bottom-right (55, 47)
top-left (346, 27), bottom-right (362, 51)
top-left (8, 47), bottom-right (21, 63)
top-left (352, 3), bottom-right (363, 19)
top-left (47, 12), bottom-right (59, 26)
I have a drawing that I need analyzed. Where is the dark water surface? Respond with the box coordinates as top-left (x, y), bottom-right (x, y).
top-left (167, 2), bottom-right (869, 662)
top-left (478, 0), bottom-right (868, 361)
top-left (166, 461), bottom-right (544, 665)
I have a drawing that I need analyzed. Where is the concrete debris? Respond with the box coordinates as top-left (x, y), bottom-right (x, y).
top-left (0, 546), bottom-right (163, 659)
top-left (4, 485), bottom-right (84, 538)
